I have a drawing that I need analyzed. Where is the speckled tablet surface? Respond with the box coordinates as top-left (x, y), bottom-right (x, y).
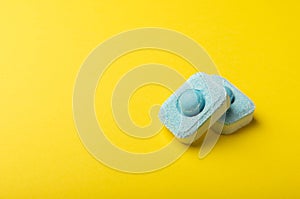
top-left (158, 73), bottom-right (229, 143)
top-left (211, 75), bottom-right (255, 134)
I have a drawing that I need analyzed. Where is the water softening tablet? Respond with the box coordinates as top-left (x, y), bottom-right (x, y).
top-left (211, 75), bottom-right (255, 134)
top-left (159, 73), bottom-right (230, 144)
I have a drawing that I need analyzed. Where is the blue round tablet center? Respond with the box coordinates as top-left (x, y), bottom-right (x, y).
top-left (225, 86), bottom-right (235, 104)
top-left (177, 89), bottom-right (205, 117)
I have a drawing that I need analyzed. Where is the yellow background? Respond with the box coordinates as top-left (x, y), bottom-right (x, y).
top-left (1, 0), bottom-right (299, 198)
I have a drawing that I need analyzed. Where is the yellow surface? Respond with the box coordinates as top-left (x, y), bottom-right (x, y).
top-left (1, 0), bottom-right (299, 198)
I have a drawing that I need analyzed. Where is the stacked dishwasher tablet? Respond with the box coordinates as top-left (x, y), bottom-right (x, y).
top-left (210, 75), bottom-right (255, 134)
top-left (159, 72), bottom-right (255, 143)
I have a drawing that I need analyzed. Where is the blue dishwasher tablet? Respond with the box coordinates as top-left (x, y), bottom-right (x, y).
top-left (158, 73), bottom-right (230, 144)
top-left (211, 75), bottom-right (255, 134)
